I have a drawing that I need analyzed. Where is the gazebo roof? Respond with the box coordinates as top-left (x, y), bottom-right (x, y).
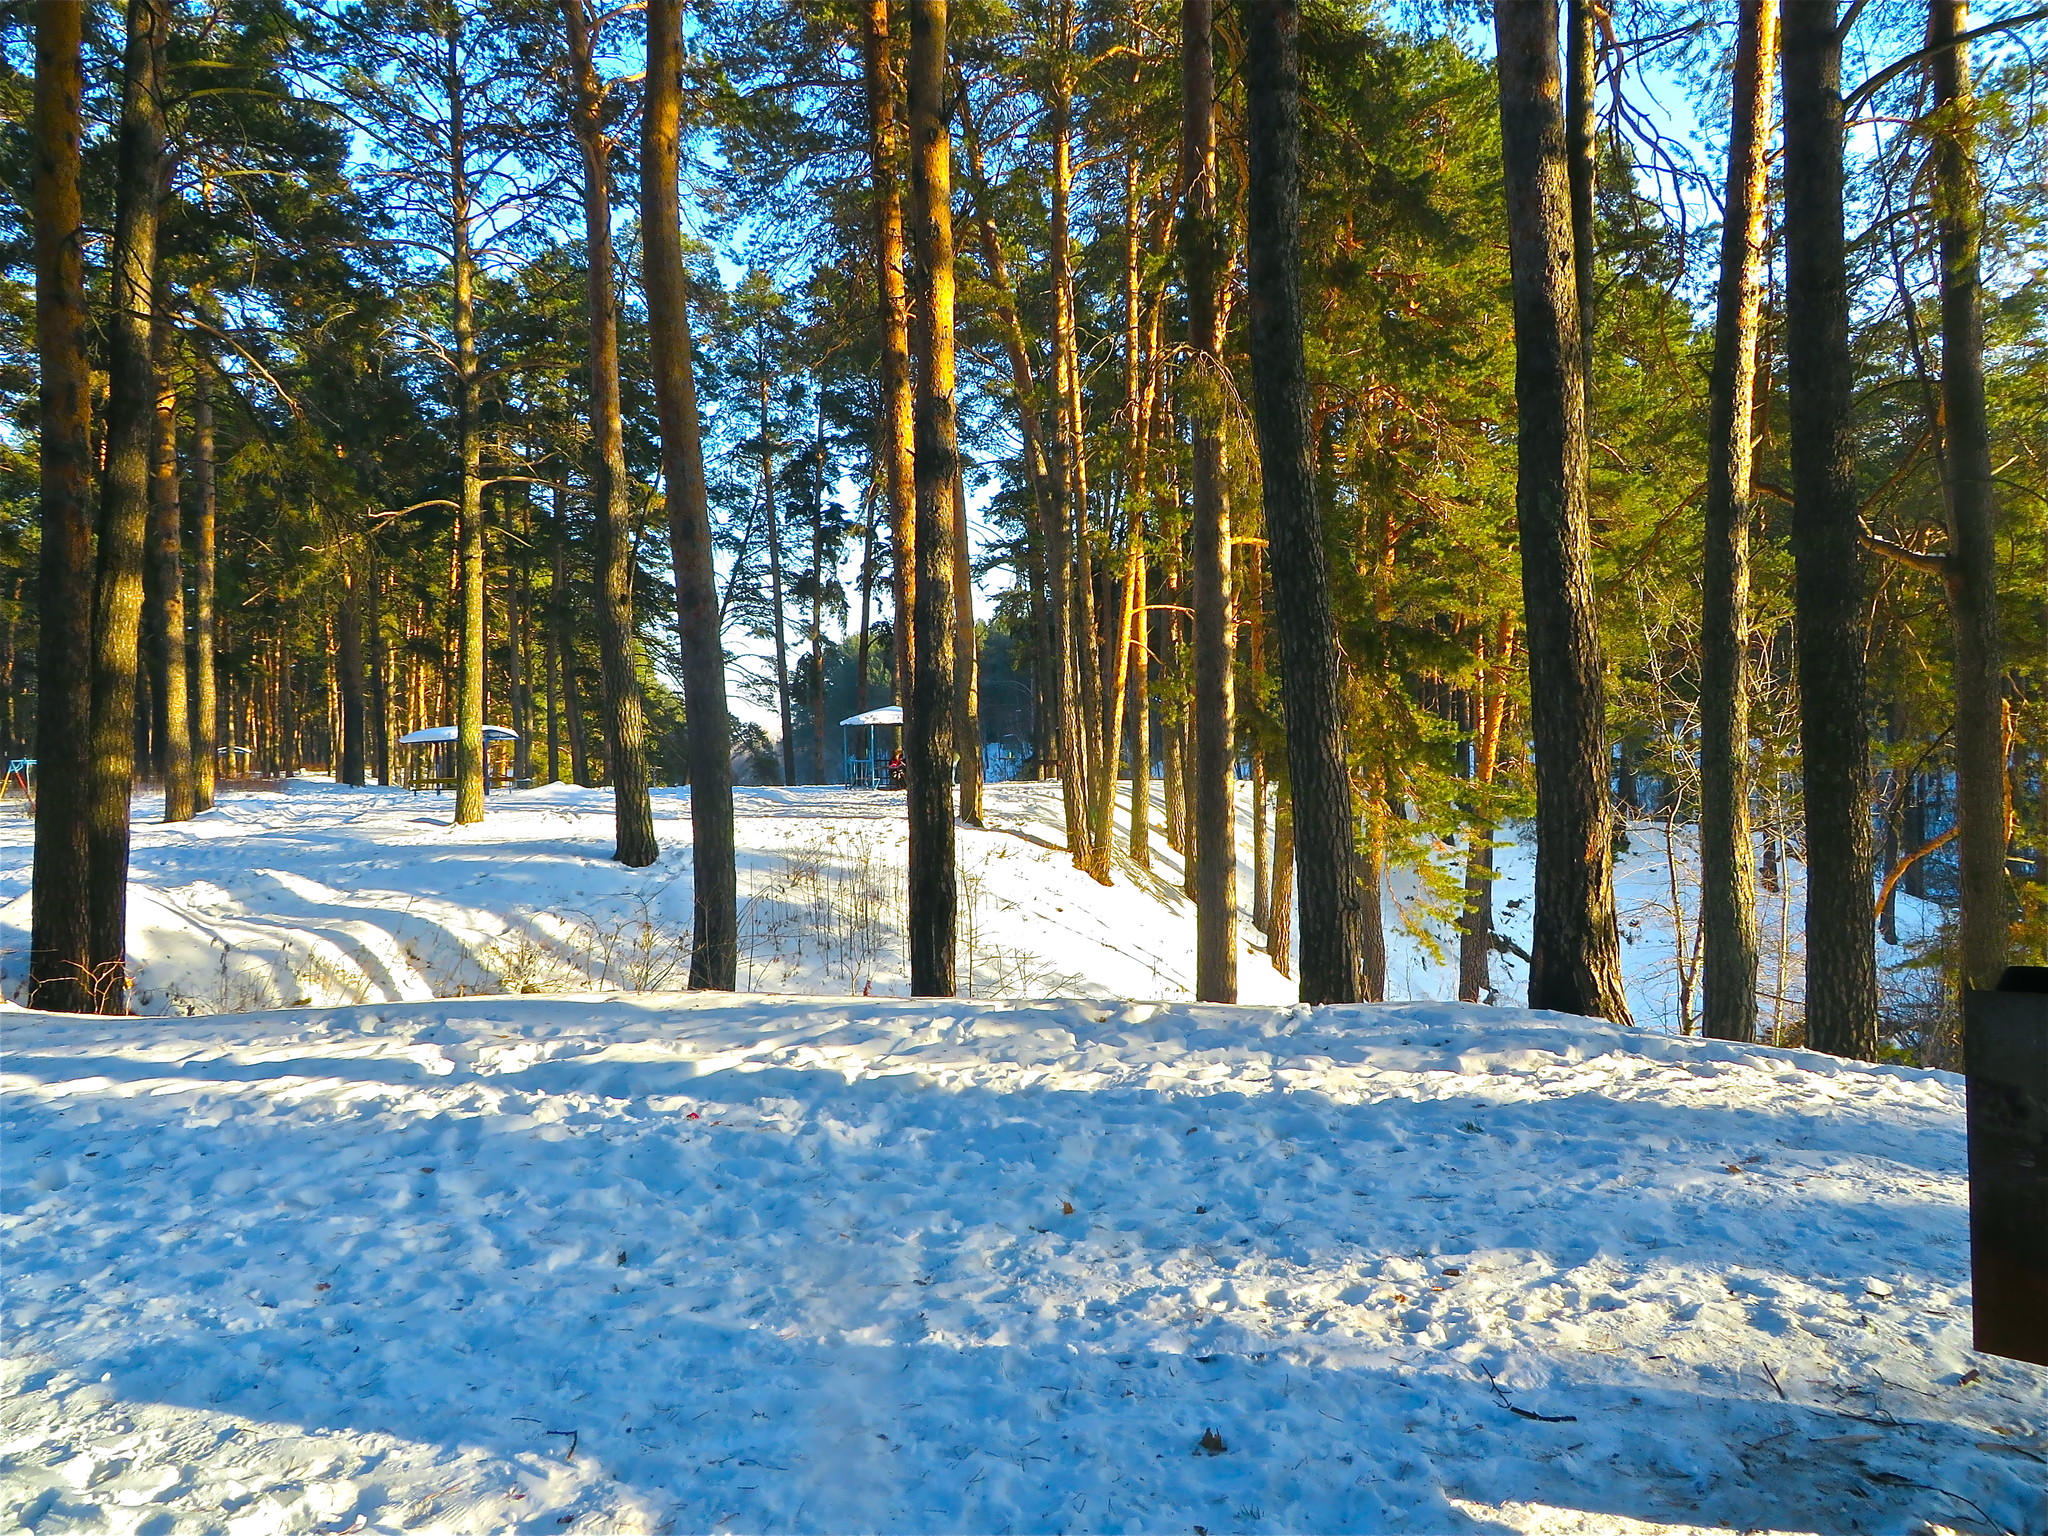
top-left (397, 725), bottom-right (521, 745)
top-left (839, 705), bottom-right (902, 727)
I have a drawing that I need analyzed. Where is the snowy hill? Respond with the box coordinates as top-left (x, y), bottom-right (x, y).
top-left (0, 781), bottom-right (1304, 1016)
top-left (1, 779), bottom-right (1925, 1036)
top-left (4, 995), bottom-right (2041, 1534)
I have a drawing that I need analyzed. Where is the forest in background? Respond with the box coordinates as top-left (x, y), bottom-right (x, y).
top-left (2, 0), bottom-right (2043, 1054)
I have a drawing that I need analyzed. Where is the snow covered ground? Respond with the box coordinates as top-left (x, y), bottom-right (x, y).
top-left (4, 995), bottom-right (2041, 1534)
top-left (0, 781), bottom-right (1305, 1017)
top-left (0, 778), bottom-right (1932, 1037)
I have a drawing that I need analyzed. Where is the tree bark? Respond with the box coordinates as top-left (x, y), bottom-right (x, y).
top-left (1782, 0), bottom-right (1878, 1057)
top-left (1182, 0), bottom-right (1238, 1002)
top-left (1928, 0), bottom-right (2010, 992)
top-left (953, 458), bottom-right (983, 822)
top-left (85, 0), bottom-right (172, 1011)
top-left (1700, 0), bottom-right (1775, 1042)
top-left (443, 29), bottom-right (487, 827)
top-left (861, 0), bottom-right (916, 705)
top-left (1269, 781), bottom-right (1295, 979)
top-left (367, 546), bottom-right (390, 786)
top-left (29, 0), bottom-right (96, 1011)
top-left (190, 384), bottom-right (218, 809)
top-left (1457, 617), bottom-right (1512, 1002)
top-left (147, 327), bottom-right (194, 821)
top-left (759, 372), bottom-right (796, 785)
top-left (1492, 0), bottom-right (1632, 1024)
top-left (565, 0), bottom-right (658, 866)
top-left (509, 536), bottom-right (532, 786)
top-left (552, 494), bottom-right (592, 787)
top-left (1045, 30), bottom-right (1103, 880)
top-left (646, 0), bottom-right (738, 984)
top-left (905, 0), bottom-right (959, 996)
top-left (336, 560), bottom-right (368, 786)
top-left (1241, 0), bottom-right (1364, 1005)
top-left (1565, 0), bottom-right (1597, 386)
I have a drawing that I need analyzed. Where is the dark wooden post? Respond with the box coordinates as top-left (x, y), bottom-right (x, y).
top-left (1965, 966), bottom-right (2048, 1365)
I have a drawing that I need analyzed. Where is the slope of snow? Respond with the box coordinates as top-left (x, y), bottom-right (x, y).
top-left (1, 779), bottom-right (1910, 1040)
top-left (5, 995), bottom-right (2041, 1535)
top-left (0, 781), bottom-right (1304, 1016)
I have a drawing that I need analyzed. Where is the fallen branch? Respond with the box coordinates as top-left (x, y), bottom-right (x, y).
top-left (1478, 1365), bottom-right (1577, 1423)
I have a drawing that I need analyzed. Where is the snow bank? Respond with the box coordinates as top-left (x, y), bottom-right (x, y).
top-left (4, 996), bottom-right (2040, 1534)
top-left (0, 782), bottom-right (1302, 1016)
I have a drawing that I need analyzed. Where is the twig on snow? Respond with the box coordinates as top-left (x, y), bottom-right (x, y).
top-left (1477, 1365), bottom-right (1578, 1423)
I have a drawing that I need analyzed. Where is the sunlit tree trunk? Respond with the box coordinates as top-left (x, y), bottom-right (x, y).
top-left (1492, 0), bottom-right (1631, 1023)
top-left (1269, 781), bottom-right (1294, 980)
top-left (564, 0), bottom-right (658, 865)
top-left (1242, 0), bottom-right (1364, 1004)
top-left (440, 33), bottom-right (487, 825)
top-left (86, 0), bottom-right (172, 1011)
top-left (1929, 0), bottom-right (2010, 992)
top-left (1782, 0), bottom-right (1877, 1057)
top-left (646, 0), bottom-right (738, 983)
top-left (1045, 13), bottom-right (1106, 880)
top-left (1181, 0), bottom-right (1236, 1002)
top-left (953, 458), bottom-right (983, 822)
top-left (1565, 0), bottom-right (1597, 387)
top-left (190, 385), bottom-right (218, 810)
top-left (1700, 0), bottom-right (1775, 1042)
top-left (905, 0), bottom-right (959, 995)
top-left (29, 0), bottom-right (96, 1011)
top-left (861, 0), bottom-right (916, 704)
top-left (959, 82), bottom-right (1072, 822)
top-left (147, 302), bottom-right (192, 821)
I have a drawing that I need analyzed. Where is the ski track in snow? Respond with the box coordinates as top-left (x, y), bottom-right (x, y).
top-left (5, 994), bottom-right (2044, 1535)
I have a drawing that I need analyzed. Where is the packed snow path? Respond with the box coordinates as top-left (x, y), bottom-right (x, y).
top-left (4, 997), bottom-right (2042, 1534)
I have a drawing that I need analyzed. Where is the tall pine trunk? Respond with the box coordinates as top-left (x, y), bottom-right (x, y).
top-left (1269, 782), bottom-right (1295, 979)
top-left (336, 561), bottom-right (368, 786)
top-left (147, 327), bottom-right (193, 822)
top-left (1565, 0), bottom-right (1597, 384)
top-left (954, 462), bottom-right (983, 823)
top-left (1928, 0), bottom-right (2010, 992)
top-left (1242, 0), bottom-right (1364, 1004)
top-left (552, 494), bottom-right (592, 787)
top-left (85, 0), bottom-right (171, 1011)
top-left (1181, 0), bottom-right (1237, 1002)
top-left (646, 0), bottom-right (738, 985)
top-left (905, 0), bottom-right (959, 996)
top-left (29, 0), bottom-right (96, 1011)
top-left (1700, 0), bottom-right (1776, 1041)
top-left (1457, 617), bottom-right (1512, 1002)
top-left (1492, 0), bottom-right (1631, 1024)
top-left (759, 372), bottom-right (796, 785)
top-left (1048, 11), bottom-right (1107, 879)
top-left (1782, 0), bottom-right (1878, 1057)
top-left (190, 385), bottom-right (218, 810)
top-left (445, 30), bottom-right (486, 827)
top-left (564, 0), bottom-right (657, 866)
top-left (861, 0), bottom-right (916, 704)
